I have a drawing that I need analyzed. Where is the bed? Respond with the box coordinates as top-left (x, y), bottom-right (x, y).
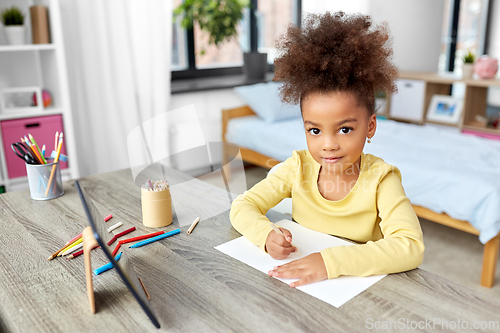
top-left (222, 104), bottom-right (500, 288)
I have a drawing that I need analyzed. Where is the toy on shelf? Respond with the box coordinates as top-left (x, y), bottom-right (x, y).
top-left (32, 89), bottom-right (52, 108)
top-left (474, 56), bottom-right (498, 80)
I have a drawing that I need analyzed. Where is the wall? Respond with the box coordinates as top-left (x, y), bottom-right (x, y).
top-left (367, 0), bottom-right (445, 72)
top-left (168, 89), bottom-right (245, 173)
top-left (302, 0), bottom-right (445, 72)
top-left (302, 0), bottom-right (369, 16)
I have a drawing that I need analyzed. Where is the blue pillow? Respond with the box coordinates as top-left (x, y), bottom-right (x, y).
top-left (233, 82), bottom-right (302, 123)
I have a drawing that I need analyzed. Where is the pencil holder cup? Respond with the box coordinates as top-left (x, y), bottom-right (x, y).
top-left (141, 187), bottom-right (173, 228)
top-left (26, 161), bottom-right (64, 200)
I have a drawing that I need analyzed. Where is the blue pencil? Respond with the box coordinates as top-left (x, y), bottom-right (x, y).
top-left (129, 229), bottom-right (180, 248)
top-left (94, 252), bottom-right (122, 275)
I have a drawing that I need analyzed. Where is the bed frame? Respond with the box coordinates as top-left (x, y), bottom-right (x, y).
top-left (222, 105), bottom-right (500, 288)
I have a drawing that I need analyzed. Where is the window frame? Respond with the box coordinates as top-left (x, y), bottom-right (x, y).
top-left (171, 0), bottom-right (302, 80)
top-left (443, 0), bottom-right (492, 72)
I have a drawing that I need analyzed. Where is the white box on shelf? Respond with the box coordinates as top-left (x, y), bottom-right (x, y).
top-left (0, 87), bottom-right (42, 113)
top-left (390, 79), bottom-right (426, 122)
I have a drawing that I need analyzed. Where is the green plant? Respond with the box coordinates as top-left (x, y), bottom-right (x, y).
top-left (463, 50), bottom-right (475, 63)
top-left (1, 6), bottom-right (24, 26)
top-left (174, 0), bottom-right (248, 52)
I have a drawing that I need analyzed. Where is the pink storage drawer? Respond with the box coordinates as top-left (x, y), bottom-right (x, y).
top-left (1, 115), bottom-right (68, 179)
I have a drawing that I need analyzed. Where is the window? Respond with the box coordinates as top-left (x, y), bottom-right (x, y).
top-left (439, 0), bottom-right (492, 73)
top-left (172, 0), bottom-right (301, 79)
top-left (172, 0), bottom-right (188, 71)
top-left (194, 19), bottom-right (246, 68)
top-left (257, 0), bottom-right (297, 63)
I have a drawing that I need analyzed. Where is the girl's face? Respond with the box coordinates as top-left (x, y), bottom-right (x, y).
top-left (302, 91), bottom-right (376, 175)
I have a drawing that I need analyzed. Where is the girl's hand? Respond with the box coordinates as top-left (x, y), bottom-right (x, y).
top-left (265, 227), bottom-right (297, 260)
top-left (267, 252), bottom-right (328, 287)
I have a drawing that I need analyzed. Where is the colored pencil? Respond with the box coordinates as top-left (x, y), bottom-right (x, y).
top-left (138, 277), bottom-right (150, 300)
top-left (94, 252), bottom-right (122, 275)
top-left (104, 214), bottom-right (113, 222)
top-left (66, 233), bottom-right (83, 245)
top-left (54, 131), bottom-right (58, 152)
top-left (60, 242), bottom-right (83, 256)
top-left (45, 132), bottom-right (63, 197)
top-left (187, 217), bottom-right (200, 234)
top-left (41, 144), bottom-right (46, 159)
top-left (47, 233), bottom-right (83, 260)
top-left (129, 229), bottom-right (180, 248)
top-left (118, 231), bottom-right (164, 245)
top-left (65, 244), bottom-right (98, 259)
top-left (24, 137), bottom-right (42, 164)
top-left (57, 238), bottom-right (83, 256)
top-left (65, 249), bottom-right (83, 259)
top-left (29, 133), bottom-right (46, 164)
top-left (107, 221), bottom-right (123, 233)
top-left (112, 243), bottom-right (121, 256)
top-left (107, 227), bottom-right (136, 246)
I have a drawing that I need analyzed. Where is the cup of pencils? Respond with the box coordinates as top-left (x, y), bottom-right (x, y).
top-left (26, 160), bottom-right (64, 200)
top-left (141, 179), bottom-right (173, 228)
top-left (13, 132), bottom-right (65, 200)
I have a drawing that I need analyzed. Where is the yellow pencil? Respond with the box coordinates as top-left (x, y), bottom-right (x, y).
top-left (45, 133), bottom-right (63, 197)
top-left (57, 238), bottom-right (82, 257)
top-left (47, 234), bottom-right (82, 260)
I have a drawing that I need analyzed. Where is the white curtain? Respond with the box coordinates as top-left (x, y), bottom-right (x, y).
top-left (60, 0), bottom-right (172, 177)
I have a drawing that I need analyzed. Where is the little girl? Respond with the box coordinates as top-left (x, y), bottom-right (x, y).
top-left (230, 12), bottom-right (424, 288)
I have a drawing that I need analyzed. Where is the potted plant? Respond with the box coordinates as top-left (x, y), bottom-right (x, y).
top-left (174, 0), bottom-right (268, 80)
top-left (1, 6), bottom-right (25, 45)
top-left (462, 50), bottom-right (475, 79)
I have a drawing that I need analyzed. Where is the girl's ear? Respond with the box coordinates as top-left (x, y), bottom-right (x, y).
top-left (367, 114), bottom-right (377, 138)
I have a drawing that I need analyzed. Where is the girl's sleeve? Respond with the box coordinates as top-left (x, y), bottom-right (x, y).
top-left (320, 171), bottom-right (425, 278)
top-left (230, 152), bottom-right (298, 251)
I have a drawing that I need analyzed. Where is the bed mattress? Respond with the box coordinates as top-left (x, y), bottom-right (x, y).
top-left (226, 116), bottom-right (500, 244)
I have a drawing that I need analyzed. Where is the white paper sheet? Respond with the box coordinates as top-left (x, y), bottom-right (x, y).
top-left (215, 219), bottom-right (386, 308)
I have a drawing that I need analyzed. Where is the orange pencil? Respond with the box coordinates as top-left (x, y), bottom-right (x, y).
top-left (47, 233), bottom-right (83, 260)
top-left (24, 138), bottom-right (43, 164)
top-left (45, 132), bottom-right (63, 197)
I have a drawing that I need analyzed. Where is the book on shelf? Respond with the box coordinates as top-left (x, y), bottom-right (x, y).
top-left (30, 6), bottom-right (50, 44)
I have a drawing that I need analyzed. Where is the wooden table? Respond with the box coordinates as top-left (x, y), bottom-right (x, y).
top-left (1, 168), bottom-right (500, 332)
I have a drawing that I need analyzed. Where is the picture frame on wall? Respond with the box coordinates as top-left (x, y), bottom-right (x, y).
top-left (0, 87), bottom-right (43, 114)
top-left (426, 94), bottom-right (464, 125)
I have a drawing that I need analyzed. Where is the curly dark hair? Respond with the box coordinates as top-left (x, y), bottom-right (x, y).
top-left (273, 12), bottom-right (398, 115)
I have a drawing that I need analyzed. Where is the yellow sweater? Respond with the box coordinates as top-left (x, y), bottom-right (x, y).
top-left (230, 150), bottom-right (424, 279)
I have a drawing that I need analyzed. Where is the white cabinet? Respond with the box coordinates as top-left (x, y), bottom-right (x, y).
top-left (389, 79), bottom-right (426, 123)
top-left (0, 0), bottom-right (78, 192)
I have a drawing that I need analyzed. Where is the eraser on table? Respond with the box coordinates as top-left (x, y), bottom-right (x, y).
top-left (108, 222), bottom-right (123, 233)
top-left (104, 214), bottom-right (113, 222)
top-left (50, 151), bottom-right (68, 162)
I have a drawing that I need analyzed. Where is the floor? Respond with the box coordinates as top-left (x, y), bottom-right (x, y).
top-left (199, 164), bottom-right (500, 300)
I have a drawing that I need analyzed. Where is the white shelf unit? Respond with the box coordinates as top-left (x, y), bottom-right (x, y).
top-left (0, 0), bottom-right (79, 192)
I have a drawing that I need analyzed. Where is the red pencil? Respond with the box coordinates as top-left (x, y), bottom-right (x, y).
top-left (65, 244), bottom-right (98, 259)
top-left (66, 249), bottom-right (83, 259)
top-left (118, 231), bottom-right (164, 245)
top-left (107, 227), bottom-right (136, 246)
top-left (112, 243), bottom-right (121, 256)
